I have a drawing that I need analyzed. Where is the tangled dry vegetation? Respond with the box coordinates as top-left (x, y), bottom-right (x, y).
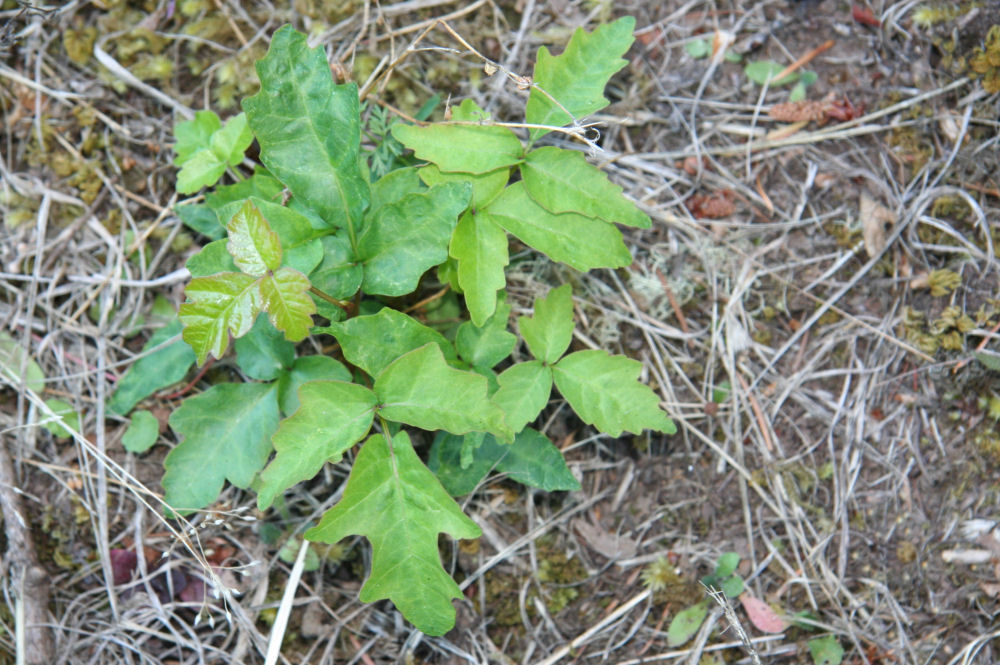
top-left (2, 0), bottom-right (1000, 664)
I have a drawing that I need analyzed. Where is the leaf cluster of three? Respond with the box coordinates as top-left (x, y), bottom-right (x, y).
top-left (118, 17), bottom-right (676, 636)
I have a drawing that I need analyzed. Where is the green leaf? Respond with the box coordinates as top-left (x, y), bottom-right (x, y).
top-left (186, 240), bottom-right (239, 277)
top-left (40, 398), bottom-right (80, 439)
top-left (174, 110), bottom-right (220, 165)
top-left (234, 316), bottom-right (295, 381)
top-left (376, 344), bottom-right (511, 439)
top-left (309, 234), bottom-right (363, 300)
top-left (259, 267), bottom-right (315, 342)
top-left (108, 319), bottom-right (196, 414)
top-left (164, 382), bottom-right (280, 514)
top-left (552, 350), bottom-right (676, 437)
top-left (243, 25), bottom-right (369, 229)
top-left (369, 166), bottom-right (426, 215)
top-left (744, 60), bottom-right (797, 86)
top-left (357, 182), bottom-right (471, 296)
top-left (520, 284), bottom-right (574, 364)
top-left (176, 149), bottom-right (227, 195)
top-left (715, 552), bottom-right (740, 577)
top-left (122, 410), bottom-right (160, 453)
top-left (486, 183), bottom-right (631, 272)
top-left (685, 38), bottom-right (709, 59)
top-left (179, 272), bottom-right (261, 365)
top-left (305, 431), bottom-right (481, 636)
top-left (491, 361), bottom-right (553, 433)
top-left (667, 600), bottom-right (709, 646)
top-left (276, 355), bottom-right (351, 415)
top-left (226, 199), bottom-right (283, 276)
top-left (808, 636), bottom-right (844, 665)
top-left (428, 431), bottom-right (496, 496)
top-left (177, 203), bottom-right (225, 240)
top-left (257, 380), bottom-right (377, 509)
top-left (525, 16), bottom-right (635, 142)
top-left (430, 427), bottom-right (579, 496)
top-left (521, 147), bottom-right (650, 228)
top-left (497, 427), bottom-right (579, 491)
top-left (209, 112), bottom-right (253, 166)
top-left (327, 308), bottom-right (457, 378)
top-left (391, 100), bottom-right (523, 174)
top-left (789, 81), bottom-right (807, 102)
top-left (249, 197), bottom-right (326, 273)
top-left (450, 210), bottom-right (509, 325)
top-left (0, 330), bottom-right (45, 394)
top-left (419, 164), bottom-right (509, 209)
top-left (455, 300), bottom-right (516, 369)
top-left (975, 350), bottom-right (1000, 371)
top-left (720, 575), bottom-right (744, 598)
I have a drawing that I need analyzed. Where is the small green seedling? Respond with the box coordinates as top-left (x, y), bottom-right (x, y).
top-left (666, 552), bottom-right (744, 645)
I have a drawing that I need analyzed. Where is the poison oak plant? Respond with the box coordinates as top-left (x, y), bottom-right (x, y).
top-left (114, 18), bottom-right (676, 635)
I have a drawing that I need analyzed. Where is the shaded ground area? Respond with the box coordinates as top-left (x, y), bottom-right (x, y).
top-left (2, 1), bottom-right (1000, 664)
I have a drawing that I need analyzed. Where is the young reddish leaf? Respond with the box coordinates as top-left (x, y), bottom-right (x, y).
top-left (179, 272), bottom-right (261, 365)
top-left (259, 267), bottom-right (315, 342)
top-left (739, 593), bottom-right (788, 633)
top-left (306, 431), bottom-right (482, 636)
top-left (226, 200), bottom-right (282, 276)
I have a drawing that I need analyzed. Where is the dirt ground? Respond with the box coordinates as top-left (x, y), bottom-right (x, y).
top-left (2, 1), bottom-right (1000, 664)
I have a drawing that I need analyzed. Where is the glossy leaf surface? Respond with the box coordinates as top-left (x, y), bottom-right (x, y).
top-left (179, 273), bottom-right (261, 365)
top-left (226, 200), bottom-right (282, 276)
top-left (306, 432), bottom-right (481, 636)
top-left (243, 26), bottom-right (369, 229)
top-left (259, 267), bottom-right (315, 341)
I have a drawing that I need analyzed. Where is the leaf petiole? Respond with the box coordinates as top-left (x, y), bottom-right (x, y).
top-left (309, 285), bottom-right (355, 315)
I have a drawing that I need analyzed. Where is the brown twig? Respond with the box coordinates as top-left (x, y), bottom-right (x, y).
top-left (774, 39), bottom-right (834, 82)
top-left (0, 437), bottom-right (54, 664)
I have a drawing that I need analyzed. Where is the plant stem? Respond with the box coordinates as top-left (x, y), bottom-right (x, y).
top-left (309, 286), bottom-right (356, 315)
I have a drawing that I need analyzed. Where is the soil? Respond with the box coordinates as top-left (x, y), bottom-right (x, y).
top-left (1, 1), bottom-right (999, 664)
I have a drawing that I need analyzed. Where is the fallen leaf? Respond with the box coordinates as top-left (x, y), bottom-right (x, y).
top-left (739, 592), bottom-right (787, 633)
top-left (572, 518), bottom-right (638, 559)
top-left (851, 4), bottom-right (881, 27)
top-left (859, 193), bottom-right (895, 257)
